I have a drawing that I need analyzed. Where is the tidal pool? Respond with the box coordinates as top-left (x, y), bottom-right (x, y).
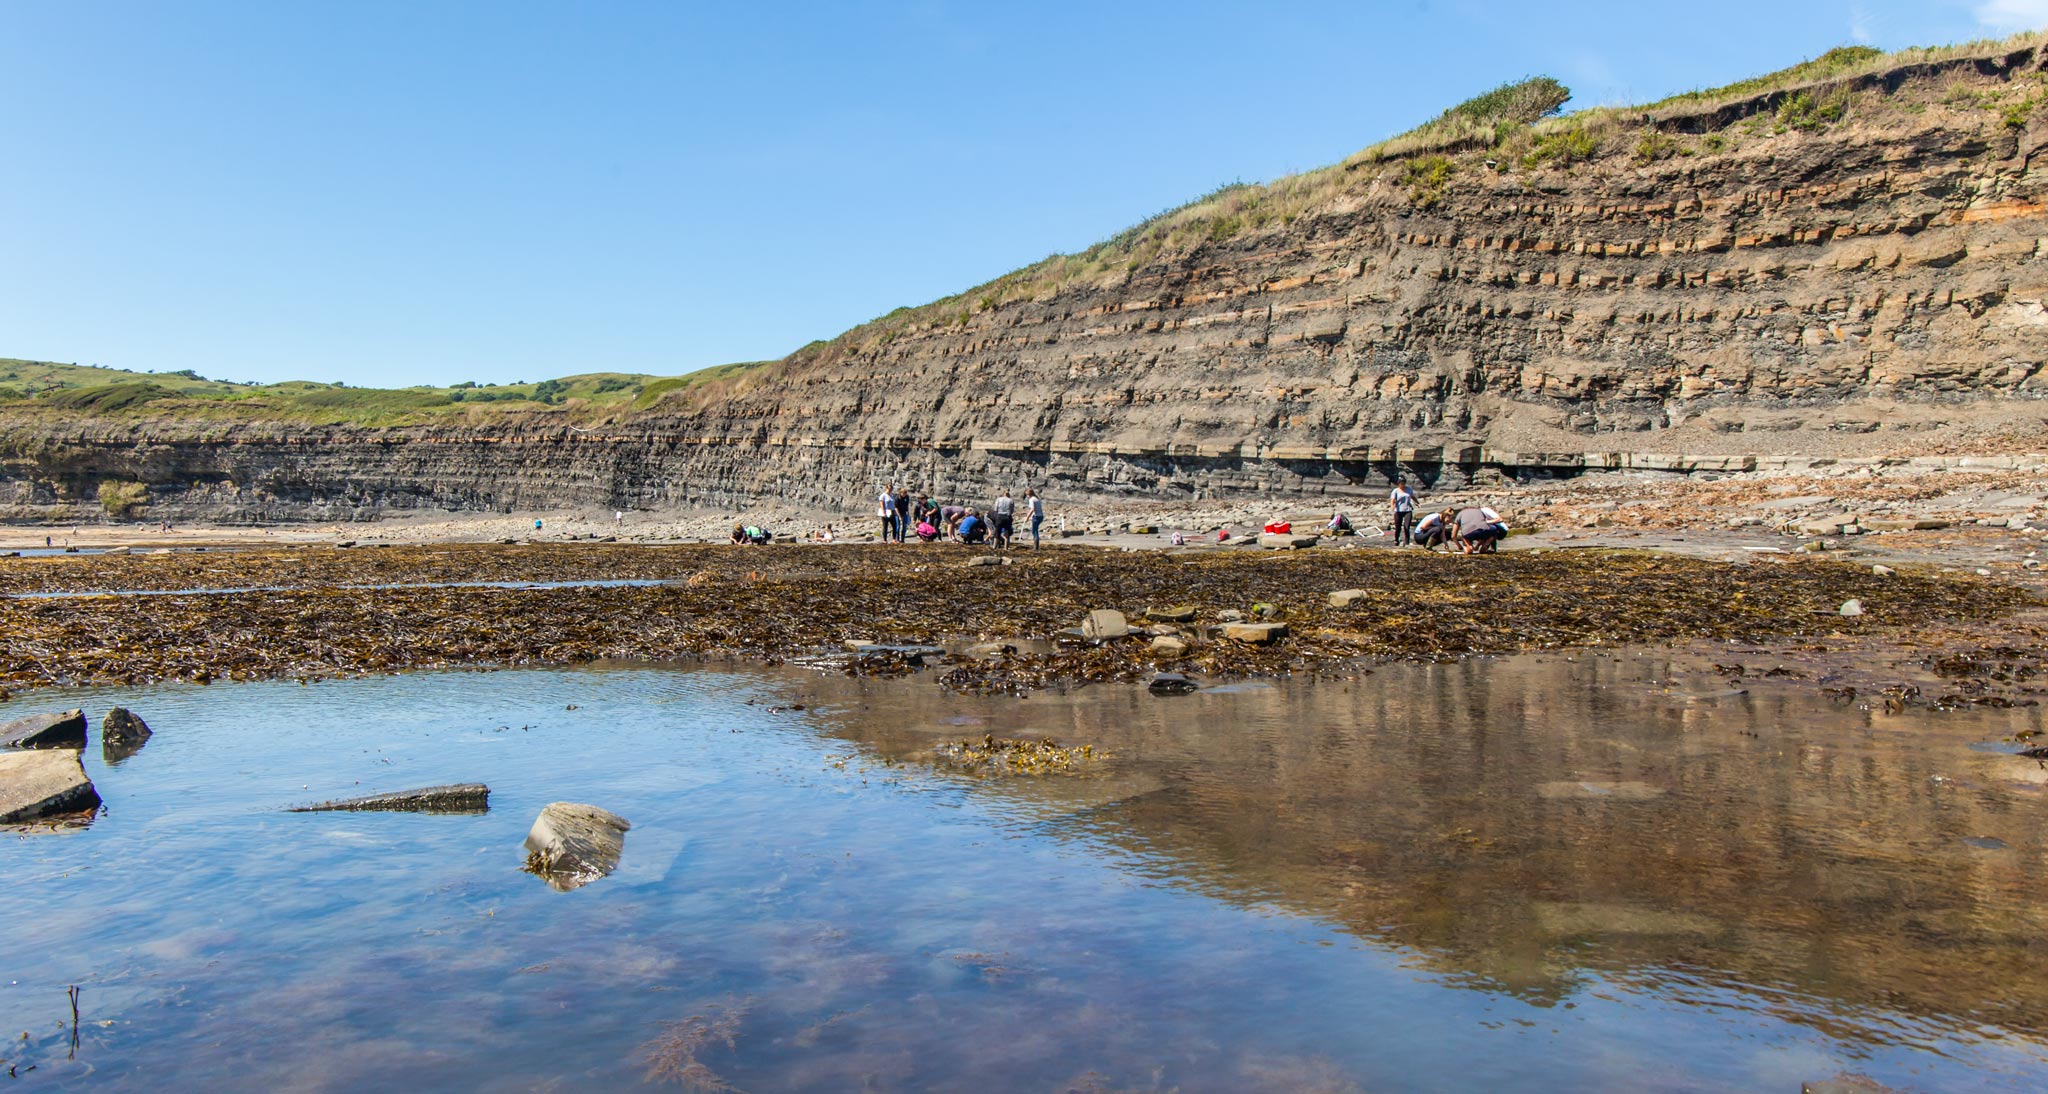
top-left (3, 654), bottom-right (2046, 1091)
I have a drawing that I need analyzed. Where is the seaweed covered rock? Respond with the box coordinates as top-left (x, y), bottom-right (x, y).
top-left (102, 707), bottom-right (151, 745)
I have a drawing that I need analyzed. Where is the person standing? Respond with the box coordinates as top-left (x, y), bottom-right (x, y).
top-left (1390, 477), bottom-right (1417, 546)
top-left (878, 483), bottom-right (897, 542)
top-left (990, 488), bottom-right (1015, 549)
top-left (1025, 488), bottom-right (1045, 549)
top-left (892, 485), bottom-right (911, 543)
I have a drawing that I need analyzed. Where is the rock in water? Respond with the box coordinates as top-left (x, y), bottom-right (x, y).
top-left (1147, 672), bottom-right (1199, 695)
top-left (289, 783), bottom-right (490, 814)
top-left (102, 707), bottom-right (151, 745)
top-left (1081, 610), bottom-right (1129, 640)
top-left (0, 710), bottom-right (87, 750)
top-left (0, 750), bottom-right (100, 823)
top-left (523, 802), bottom-right (631, 891)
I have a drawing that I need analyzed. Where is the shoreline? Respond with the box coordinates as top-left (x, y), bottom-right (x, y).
top-left (0, 541), bottom-right (2038, 715)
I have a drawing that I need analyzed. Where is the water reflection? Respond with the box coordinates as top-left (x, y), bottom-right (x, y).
top-left (813, 653), bottom-right (2048, 1049)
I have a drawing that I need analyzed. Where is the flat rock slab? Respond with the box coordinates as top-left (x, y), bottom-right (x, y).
top-left (0, 749), bottom-right (100, 823)
top-left (1220, 622), bottom-right (1288, 643)
top-left (1536, 780), bottom-right (1666, 801)
top-left (1862, 517), bottom-right (1951, 532)
top-left (0, 709), bottom-right (87, 750)
top-left (1144, 605), bottom-right (1197, 623)
top-left (1328, 589), bottom-right (1367, 608)
top-left (289, 783), bottom-right (490, 814)
top-left (523, 801), bottom-right (631, 892)
top-left (1257, 533), bottom-right (1320, 549)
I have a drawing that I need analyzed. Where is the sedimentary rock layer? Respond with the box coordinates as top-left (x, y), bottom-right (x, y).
top-left (1, 44), bottom-right (2044, 517)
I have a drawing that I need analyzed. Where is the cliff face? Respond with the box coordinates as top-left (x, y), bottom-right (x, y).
top-left (4, 44), bottom-right (2047, 520)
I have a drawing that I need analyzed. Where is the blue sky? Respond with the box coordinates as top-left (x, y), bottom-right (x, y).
top-left (2, 0), bottom-right (2041, 388)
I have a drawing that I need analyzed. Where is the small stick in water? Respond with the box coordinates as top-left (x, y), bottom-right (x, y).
top-left (66, 986), bottom-right (79, 1059)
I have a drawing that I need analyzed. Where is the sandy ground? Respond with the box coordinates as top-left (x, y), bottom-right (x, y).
top-left (5, 463), bottom-right (2044, 588)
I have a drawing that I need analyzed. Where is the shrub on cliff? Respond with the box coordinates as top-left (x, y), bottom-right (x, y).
top-left (98, 481), bottom-right (147, 518)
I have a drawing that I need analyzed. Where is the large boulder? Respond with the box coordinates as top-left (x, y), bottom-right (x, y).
top-left (289, 783), bottom-right (490, 814)
top-left (523, 802), bottom-right (631, 892)
top-left (0, 710), bottom-right (87, 750)
top-left (0, 750), bottom-right (100, 823)
top-left (1081, 610), bottom-right (1129, 640)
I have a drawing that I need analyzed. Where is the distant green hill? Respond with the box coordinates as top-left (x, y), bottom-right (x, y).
top-left (0, 358), bottom-right (771, 425)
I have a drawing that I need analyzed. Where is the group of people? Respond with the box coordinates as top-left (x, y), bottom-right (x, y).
top-left (877, 483), bottom-right (1047, 548)
top-left (1308, 480), bottom-right (1508, 554)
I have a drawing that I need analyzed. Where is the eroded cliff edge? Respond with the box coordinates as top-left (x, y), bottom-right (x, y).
top-left (4, 42), bottom-right (2047, 520)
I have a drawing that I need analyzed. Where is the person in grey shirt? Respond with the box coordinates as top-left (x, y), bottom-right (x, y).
top-left (990, 490), bottom-right (1016, 548)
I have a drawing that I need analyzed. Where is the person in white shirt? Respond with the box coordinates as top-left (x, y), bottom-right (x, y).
top-left (878, 485), bottom-right (897, 542)
top-left (1390, 478), bottom-right (1417, 545)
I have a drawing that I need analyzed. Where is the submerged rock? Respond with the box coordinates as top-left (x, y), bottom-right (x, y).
top-left (1081, 610), bottom-right (1129, 640)
top-left (0, 709), bottom-right (88, 750)
top-left (523, 802), bottom-right (631, 891)
top-left (0, 749), bottom-right (100, 823)
top-left (1147, 672), bottom-right (1199, 695)
top-left (289, 783), bottom-right (490, 814)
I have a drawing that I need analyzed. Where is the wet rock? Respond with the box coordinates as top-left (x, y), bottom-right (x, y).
top-left (1150, 635), bottom-right (1189, 657)
top-left (1839, 599), bottom-right (1864, 617)
top-left (1221, 622), bottom-right (1287, 643)
top-left (1081, 610), bottom-right (1129, 640)
top-left (1147, 672), bottom-right (1199, 695)
top-left (102, 707), bottom-right (151, 745)
top-left (1328, 589), bottom-right (1367, 608)
top-left (1144, 605), bottom-right (1196, 623)
top-left (0, 709), bottom-right (87, 750)
top-left (1532, 901), bottom-right (1718, 937)
top-left (289, 783), bottom-right (490, 814)
top-left (523, 801), bottom-right (630, 892)
top-left (1536, 780), bottom-right (1665, 801)
top-left (0, 749), bottom-right (100, 823)
top-left (1258, 533), bottom-right (1319, 549)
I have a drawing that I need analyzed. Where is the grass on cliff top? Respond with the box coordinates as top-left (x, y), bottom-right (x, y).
top-left (765, 28), bottom-right (2046, 371)
top-left (0, 357), bottom-right (780, 426)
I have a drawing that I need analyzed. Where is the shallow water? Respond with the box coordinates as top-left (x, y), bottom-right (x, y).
top-left (3, 654), bottom-right (2047, 1091)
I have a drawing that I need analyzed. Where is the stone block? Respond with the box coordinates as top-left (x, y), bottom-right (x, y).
top-left (1082, 610), bottom-right (1130, 640)
top-left (0, 710), bottom-right (87, 750)
top-left (1221, 622), bottom-right (1288, 643)
top-left (0, 749), bottom-right (100, 823)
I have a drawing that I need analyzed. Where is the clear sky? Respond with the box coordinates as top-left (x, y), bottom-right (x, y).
top-left (2, 0), bottom-right (2041, 388)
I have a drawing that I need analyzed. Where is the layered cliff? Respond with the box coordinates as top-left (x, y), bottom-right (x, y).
top-left (4, 37), bottom-right (2047, 519)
